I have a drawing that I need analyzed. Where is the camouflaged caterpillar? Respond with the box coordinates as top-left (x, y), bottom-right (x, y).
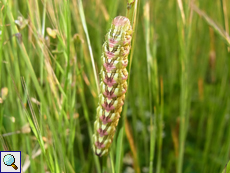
top-left (92, 16), bottom-right (133, 157)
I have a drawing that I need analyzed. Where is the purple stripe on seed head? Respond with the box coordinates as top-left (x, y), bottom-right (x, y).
top-left (104, 78), bottom-right (117, 87)
top-left (102, 103), bottom-right (115, 111)
top-left (109, 38), bottom-right (118, 44)
top-left (109, 40), bottom-right (118, 48)
top-left (103, 63), bottom-right (116, 73)
top-left (103, 91), bottom-right (116, 99)
top-left (100, 115), bottom-right (112, 124)
top-left (97, 128), bottom-right (108, 137)
top-left (95, 141), bottom-right (105, 149)
top-left (105, 51), bottom-right (115, 59)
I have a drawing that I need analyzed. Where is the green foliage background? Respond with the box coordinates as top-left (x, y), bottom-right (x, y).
top-left (0, 0), bottom-right (230, 173)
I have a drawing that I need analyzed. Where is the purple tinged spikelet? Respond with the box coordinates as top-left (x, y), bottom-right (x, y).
top-left (92, 16), bottom-right (133, 157)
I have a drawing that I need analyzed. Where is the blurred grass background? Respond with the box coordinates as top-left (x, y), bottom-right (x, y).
top-left (0, 0), bottom-right (230, 172)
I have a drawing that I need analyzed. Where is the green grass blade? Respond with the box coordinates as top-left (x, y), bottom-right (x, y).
top-left (115, 127), bottom-right (124, 173)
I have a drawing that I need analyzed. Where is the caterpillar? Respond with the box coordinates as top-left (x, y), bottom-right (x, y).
top-left (92, 16), bottom-right (133, 157)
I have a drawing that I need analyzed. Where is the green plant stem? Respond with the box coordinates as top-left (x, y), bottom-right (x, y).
top-left (176, 0), bottom-right (191, 173)
top-left (77, 0), bottom-right (100, 95)
top-left (115, 0), bottom-right (139, 171)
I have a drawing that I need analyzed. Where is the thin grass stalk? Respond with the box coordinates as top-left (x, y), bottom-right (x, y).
top-left (143, 0), bottom-right (162, 172)
top-left (222, 98), bottom-right (230, 165)
top-left (107, 0), bottom-right (120, 30)
top-left (30, 2), bottom-right (73, 170)
top-left (19, 78), bottom-right (54, 172)
top-left (115, 127), bottom-right (124, 173)
top-left (0, 6), bottom-right (7, 154)
top-left (150, 11), bottom-right (162, 173)
top-left (149, 112), bottom-right (156, 173)
top-left (76, 65), bottom-right (101, 172)
top-left (2, 0), bottom-right (47, 115)
top-left (0, 135), bottom-right (9, 151)
top-left (77, 0), bottom-right (100, 95)
top-left (143, 1), bottom-right (155, 172)
top-left (102, 156), bottom-right (107, 173)
top-left (154, 46), bottom-right (161, 173)
top-left (110, 152), bottom-right (115, 173)
top-left (0, 5), bottom-right (17, 153)
top-left (63, 1), bottom-right (74, 169)
top-left (71, 1), bottom-right (100, 166)
top-left (191, 3), bottom-right (230, 46)
top-left (176, 0), bottom-right (191, 173)
top-left (76, 117), bottom-right (85, 162)
top-left (34, 0), bottom-right (41, 33)
top-left (74, 45), bottom-right (86, 164)
top-left (63, 0), bottom-right (71, 92)
top-left (215, 112), bottom-right (230, 171)
top-left (202, 111), bottom-right (214, 172)
top-left (159, 78), bottom-right (164, 172)
top-left (125, 118), bottom-right (140, 173)
top-left (40, 0), bottom-right (47, 85)
top-left (25, 136), bottom-right (35, 173)
top-left (115, 0), bottom-right (140, 171)
top-left (39, 107), bottom-right (45, 173)
top-left (212, 66), bottom-right (229, 171)
top-left (7, 9), bottom-right (22, 96)
top-left (70, 0), bottom-right (98, 101)
top-left (1, 2), bottom-right (63, 168)
top-left (67, 63), bottom-right (78, 168)
top-left (0, 4), bottom-right (6, 86)
top-left (33, 0), bottom-right (44, 87)
top-left (220, 0), bottom-right (229, 50)
top-left (66, 85), bottom-right (75, 168)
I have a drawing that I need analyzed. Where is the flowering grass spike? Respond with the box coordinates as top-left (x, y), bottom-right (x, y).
top-left (92, 16), bottom-right (133, 157)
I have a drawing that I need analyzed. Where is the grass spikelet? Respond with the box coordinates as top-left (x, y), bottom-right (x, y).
top-left (92, 16), bottom-right (133, 157)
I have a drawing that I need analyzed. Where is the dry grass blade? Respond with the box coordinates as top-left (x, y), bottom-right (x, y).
top-left (191, 3), bottom-right (230, 46)
top-left (125, 118), bottom-right (140, 173)
top-left (222, 0), bottom-right (229, 33)
top-left (177, 0), bottom-right (185, 25)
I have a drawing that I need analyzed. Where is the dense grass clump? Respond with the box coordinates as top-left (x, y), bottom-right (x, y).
top-left (0, 0), bottom-right (230, 173)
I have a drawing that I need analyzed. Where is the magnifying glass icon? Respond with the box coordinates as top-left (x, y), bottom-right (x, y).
top-left (3, 154), bottom-right (18, 170)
